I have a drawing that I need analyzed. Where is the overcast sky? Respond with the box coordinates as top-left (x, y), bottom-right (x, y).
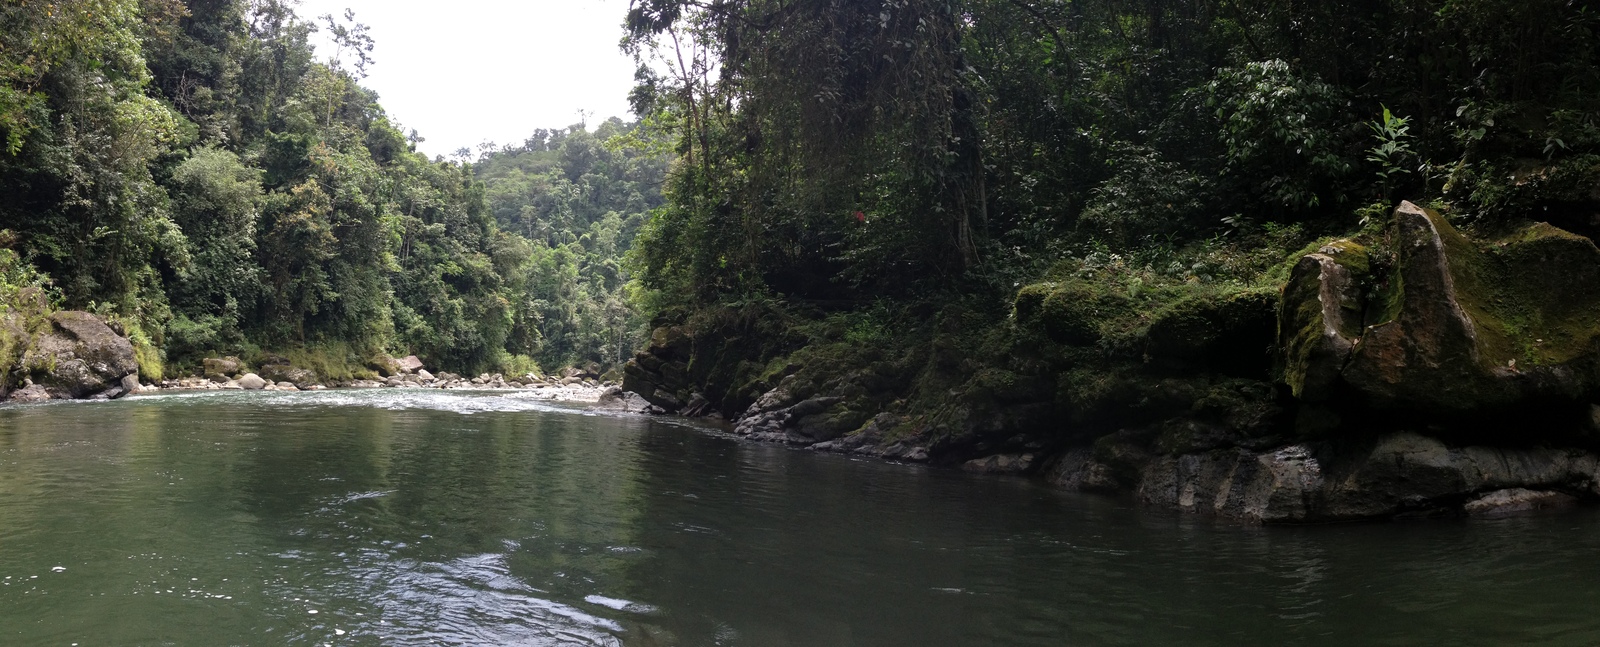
top-left (293, 0), bottom-right (639, 158)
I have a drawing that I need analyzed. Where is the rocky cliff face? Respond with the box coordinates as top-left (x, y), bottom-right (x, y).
top-left (621, 203), bottom-right (1600, 522)
top-left (621, 312), bottom-right (803, 419)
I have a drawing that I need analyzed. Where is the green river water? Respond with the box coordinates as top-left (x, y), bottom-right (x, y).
top-left (1, 390), bottom-right (1598, 646)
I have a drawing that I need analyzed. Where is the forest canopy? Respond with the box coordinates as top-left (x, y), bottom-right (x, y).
top-left (2, 0), bottom-right (1597, 386)
top-left (621, 0), bottom-right (1600, 307)
top-left (0, 0), bottom-right (662, 379)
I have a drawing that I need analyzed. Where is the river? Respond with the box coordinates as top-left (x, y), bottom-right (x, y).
top-left (0, 390), bottom-right (1597, 646)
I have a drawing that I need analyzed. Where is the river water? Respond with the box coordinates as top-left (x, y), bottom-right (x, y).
top-left (1, 390), bottom-right (1597, 646)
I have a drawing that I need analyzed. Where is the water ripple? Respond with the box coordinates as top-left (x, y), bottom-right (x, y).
top-left (335, 551), bottom-right (626, 646)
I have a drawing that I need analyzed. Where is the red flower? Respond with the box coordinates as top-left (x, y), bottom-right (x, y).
top-left (854, 211), bottom-right (866, 223)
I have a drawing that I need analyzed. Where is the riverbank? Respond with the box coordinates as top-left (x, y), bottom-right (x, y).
top-left (619, 203), bottom-right (1600, 523)
top-left (138, 374), bottom-right (625, 404)
top-left (9, 202), bottom-right (1600, 522)
top-left (0, 313), bottom-right (632, 409)
top-left (145, 371), bottom-right (621, 401)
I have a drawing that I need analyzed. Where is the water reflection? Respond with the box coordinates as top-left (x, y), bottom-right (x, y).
top-left (0, 391), bottom-right (1598, 646)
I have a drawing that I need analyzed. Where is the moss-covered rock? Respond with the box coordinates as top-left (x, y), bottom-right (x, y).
top-left (204, 356), bottom-right (245, 380)
top-left (1266, 200), bottom-right (1600, 438)
top-left (18, 311), bottom-right (140, 399)
top-left (1144, 288), bottom-right (1278, 374)
top-left (1014, 281), bottom-right (1126, 345)
top-left (1277, 243), bottom-right (1369, 400)
top-left (1334, 202), bottom-right (1600, 416)
top-left (259, 363), bottom-right (318, 389)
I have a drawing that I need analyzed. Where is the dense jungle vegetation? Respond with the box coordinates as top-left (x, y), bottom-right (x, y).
top-left (622, 0), bottom-right (1599, 309)
top-left (2, 0), bottom-right (1598, 393)
top-left (611, 0), bottom-right (1600, 439)
top-left (0, 0), bottom-right (663, 380)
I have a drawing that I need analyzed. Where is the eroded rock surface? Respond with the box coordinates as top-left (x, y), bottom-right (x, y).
top-left (260, 364), bottom-right (318, 389)
top-left (203, 356), bottom-right (244, 381)
top-left (397, 355), bottom-right (425, 373)
top-left (1463, 488), bottom-right (1580, 517)
top-left (1278, 244), bottom-right (1365, 401)
top-left (1044, 431), bottom-right (1600, 523)
top-left (622, 326), bottom-right (696, 413)
top-left (18, 312), bottom-right (139, 399)
top-left (1285, 201), bottom-right (1600, 423)
top-left (8, 382), bottom-right (51, 403)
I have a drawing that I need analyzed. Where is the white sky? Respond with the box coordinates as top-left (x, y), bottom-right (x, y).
top-left (293, 0), bottom-right (639, 158)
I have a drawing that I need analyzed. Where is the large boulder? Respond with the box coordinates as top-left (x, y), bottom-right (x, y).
top-left (1463, 488), bottom-right (1580, 517)
top-left (369, 354), bottom-right (404, 377)
top-left (259, 364), bottom-right (318, 389)
top-left (595, 387), bottom-right (664, 414)
top-left (236, 373), bottom-right (268, 390)
top-left (18, 311), bottom-right (139, 399)
top-left (1278, 242), bottom-right (1368, 401)
top-left (396, 355), bottom-right (425, 373)
top-left (1339, 202), bottom-right (1518, 411)
top-left (8, 382), bottom-right (51, 403)
top-left (962, 453), bottom-right (1039, 474)
top-left (622, 325), bottom-right (699, 412)
top-left (203, 356), bottom-right (244, 380)
top-left (1279, 201), bottom-right (1600, 423)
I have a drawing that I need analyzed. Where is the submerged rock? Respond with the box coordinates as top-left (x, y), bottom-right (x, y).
top-left (1463, 488), bottom-right (1580, 517)
top-left (597, 388), bottom-right (662, 414)
top-left (1051, 431), bottom-right (1600, 523)
top-left (962, 453), bottom-right (1038, 474)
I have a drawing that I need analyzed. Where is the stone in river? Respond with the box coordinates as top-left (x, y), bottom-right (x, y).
top-left (203, 356), bottom-right (244, 380)
top-left (1463, 488), bottom-right (1580, 517)
top-left (397, 355), bottom-right (425, 373)
top-left (8, 383), bottom-right (52, 403)
top-left (19, 311), bottom-right (139, 399)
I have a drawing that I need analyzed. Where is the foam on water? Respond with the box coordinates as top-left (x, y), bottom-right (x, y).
top-left (129, 388), bottom-right (589, 416)
top-left (331, 551), bottom-right (627, 646)
top-left (583, 594), bottom-right (660, 615)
